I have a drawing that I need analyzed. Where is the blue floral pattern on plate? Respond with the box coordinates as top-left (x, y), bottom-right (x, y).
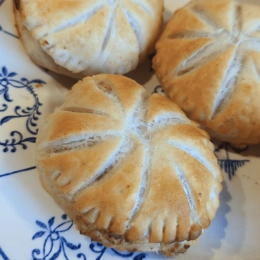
top-left (32, 214), bottom-right (84, 260)
top-left (215, 143), bottom-right (250, 180)
top-left (90, 243), bottom-right (146, 260)
top-left (0, 66), bottom-right (44, 177)
top-left (0, 247), bottom-right (9, 260)
top-left (0, 66), bottom-right (44, 138)
top-left (31, 214), bottom-right (146, 260)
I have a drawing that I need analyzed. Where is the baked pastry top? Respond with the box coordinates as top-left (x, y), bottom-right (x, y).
top-left (14, 0), bottom-right (163, 77)
top-left (36, 74), bottom-right (223, 256)
top-left (153, 0), bottom-right (260, 146)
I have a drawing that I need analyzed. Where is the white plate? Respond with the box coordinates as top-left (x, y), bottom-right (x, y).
top-left (1, 1), bottom-right (260, 259)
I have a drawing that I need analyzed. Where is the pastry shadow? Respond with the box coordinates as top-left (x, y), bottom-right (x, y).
top-left (199, 181), bottom-right (231, 250)
top-left (42, 68), bottom-right (78, 90)
top-left (125, 56), bottom-right (155, 86)
top-left (41, 58), bottom-right (155, 91)
top-left (238, 144), bottom-right (260, 158)
top-left (212, 138), bottom-right (260, 158)
top-left (188, 176), bottom-right (246, 259)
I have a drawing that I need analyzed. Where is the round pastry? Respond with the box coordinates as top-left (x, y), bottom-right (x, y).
top-left (153, 0), bottom-right (260, 146)
top-left (36, 74), bottom-right (223, 256)
top-left (14, 0), bottom-right (163, 78)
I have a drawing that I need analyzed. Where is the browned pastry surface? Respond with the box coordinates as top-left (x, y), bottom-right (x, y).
top-left (14, 0), bottom-right (163, 77)
top-left (153, 0), bottom-right (260, 146)
top-left (36, 74), bottom-right (223, 256)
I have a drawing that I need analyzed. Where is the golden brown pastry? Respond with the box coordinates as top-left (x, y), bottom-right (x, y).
top-left (36, 74), bottom-right (223, 256)
top-left (153, 0), bottom-right (260, 146)
top-left (14, 0), bottom-right (163, 77)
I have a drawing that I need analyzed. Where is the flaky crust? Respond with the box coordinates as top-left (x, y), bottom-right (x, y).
top-left (36, 74), bottom-right (223, 256)
top-left (14, 0), bottom-right (163, 77)
top-left (153, 0), bottom-right (260, 146)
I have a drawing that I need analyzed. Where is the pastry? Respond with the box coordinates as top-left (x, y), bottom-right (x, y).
top-left (14, 0), bottom-right (163, 77)
top-left (36, 74), bottom-right (223, 256)
top-left (153, 0), bottom-right (260, 146)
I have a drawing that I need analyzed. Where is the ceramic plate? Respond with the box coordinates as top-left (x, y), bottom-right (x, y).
top-left (1, 0), bottom-right (260, 259)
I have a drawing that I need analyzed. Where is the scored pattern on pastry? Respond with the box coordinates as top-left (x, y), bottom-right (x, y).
top-left (154, 0), bottom-right (260, 122)
top-left (19, 0), bottom-right (161, 74)
top-left (37, 75), bottom-right (222, 244)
